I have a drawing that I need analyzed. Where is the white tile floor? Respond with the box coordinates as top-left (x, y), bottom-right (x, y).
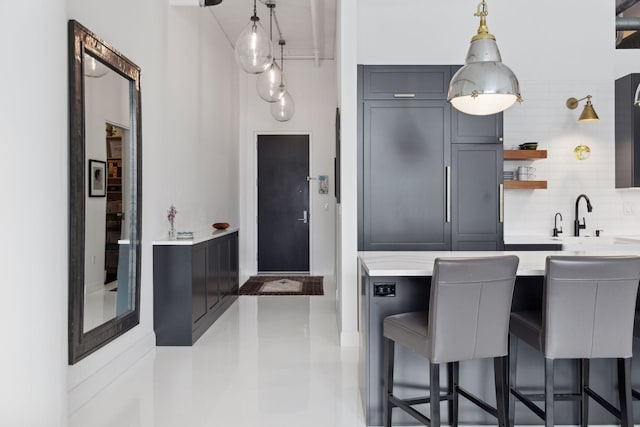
top-left (69, 277), bottom-right (366, 427)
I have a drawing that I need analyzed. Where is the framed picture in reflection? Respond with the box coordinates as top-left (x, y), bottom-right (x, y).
top-left (107, 137), bottom-right (122, 159)
top-left (88, 159), bottom-right (106, 197)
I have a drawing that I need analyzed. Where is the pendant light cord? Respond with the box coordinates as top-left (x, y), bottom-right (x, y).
top-left (279, 40), bottom-right (285, 85)
top-left (269, 6), bottom-right (273, 41)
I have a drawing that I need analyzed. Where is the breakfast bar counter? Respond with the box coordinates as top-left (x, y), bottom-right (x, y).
top-left (358, 250), bottom-right (640, 426)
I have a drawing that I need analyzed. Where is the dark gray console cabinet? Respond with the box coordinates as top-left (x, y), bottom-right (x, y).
top-left (153, 230), bottom-right (239, 346)
top-left (358, 65), bottom-right (504, 251)
top-left (615, 73), bottom-right (640, 188)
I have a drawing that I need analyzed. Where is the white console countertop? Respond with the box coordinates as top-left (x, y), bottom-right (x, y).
top-left (359, 249), bottom-right (640, 277)
top-left (152, 227), bottom-right (238, 246)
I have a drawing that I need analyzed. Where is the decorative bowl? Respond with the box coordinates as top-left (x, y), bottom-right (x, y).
top-left (212, 222), bottom-right (230, 230)
top-left (518, 142), bottom-right (538, 150)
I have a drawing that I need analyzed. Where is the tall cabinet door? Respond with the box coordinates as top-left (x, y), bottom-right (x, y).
top-left (451, 144), bottom-right (504, 250)
top-left (362, 100), bottom-right (451, 250)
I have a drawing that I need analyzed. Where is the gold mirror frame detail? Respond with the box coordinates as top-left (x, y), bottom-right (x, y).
top-left (68, 20), bottom-right (142, 364)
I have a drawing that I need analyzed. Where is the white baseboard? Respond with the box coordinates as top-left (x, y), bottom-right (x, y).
top-left (68, 331), bottom-right (155, 413)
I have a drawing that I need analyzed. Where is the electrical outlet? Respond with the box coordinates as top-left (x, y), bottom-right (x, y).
top-left (374, 283), bottom-right (396, 297)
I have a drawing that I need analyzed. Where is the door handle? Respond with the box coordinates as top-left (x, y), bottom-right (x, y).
top-left (445, 166), bottom-right (451, 223)
top-left (297, 210), bottom-right (308, 224)
top-left (499, 184), bottom-right (504, 224)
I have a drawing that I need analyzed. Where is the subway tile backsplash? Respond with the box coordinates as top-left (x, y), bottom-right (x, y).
top-left (503, 80), bottom-right (640, 237)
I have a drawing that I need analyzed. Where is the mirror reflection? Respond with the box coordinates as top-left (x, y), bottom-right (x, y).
top-left (69, 20), bottom-right (141, 364)
top-left (83, 55), bottom-right (133, 332)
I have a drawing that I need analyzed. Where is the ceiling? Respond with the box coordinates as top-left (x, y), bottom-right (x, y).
top-left (207, 0), bottom-right (337, 63)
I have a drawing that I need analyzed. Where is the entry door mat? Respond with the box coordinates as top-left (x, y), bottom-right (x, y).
top-left (239, 276), bottom-right (324, 296)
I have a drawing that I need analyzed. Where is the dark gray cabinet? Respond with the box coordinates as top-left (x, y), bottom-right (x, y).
top-left (358, 65), bottom-right (504, 251)
top-left (451, 144), bottom-right (504, 250)
top-left (153, 231), bottom-right (239, 346)
top-left (192, 244), bottom-right (207, 324)
top-left (615, 73), bottom-right (640, 188)
top-left (206, 238), bottom-right (220, 311)
top-left (362, 65), bottom-right (451, 100)
top-left (451, 109), bottom-right (503, 144)
top-left (362, 100), bottom-right (451, 250)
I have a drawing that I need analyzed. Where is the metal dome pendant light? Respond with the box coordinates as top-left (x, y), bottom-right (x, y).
top-left (448, 0), bottom-right (522, 116)
top-left (257, 2), bottom-right (285, 102)
top-left (271, 40), bottom-right (295, 121)
top-left (234, 0), bottom-right (273, 74)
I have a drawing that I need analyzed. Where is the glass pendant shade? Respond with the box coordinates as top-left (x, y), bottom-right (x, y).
top-left (256, 61), bottom-right (284, 102)
top-left (574, 144), bottom-right (591, 160)
top-left (448, 2), bottom-right (521, 116)
top-left (234, 18), bottom-right (272, 74)
top-left (84, 53), bottom-right (109, 78)
top-left (270, 86), bottom-right (295, 121)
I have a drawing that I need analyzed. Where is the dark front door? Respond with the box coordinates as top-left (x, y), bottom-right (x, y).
top-left (257, 134), bottom-right (310, 272)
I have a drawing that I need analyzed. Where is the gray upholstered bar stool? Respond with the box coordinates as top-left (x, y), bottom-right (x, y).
top-left (383, 255), bottom-right (519, 427)
top-left (509, 256), bottom-right (640, 427)
top-left (630, 312), bottom-right (640, 401)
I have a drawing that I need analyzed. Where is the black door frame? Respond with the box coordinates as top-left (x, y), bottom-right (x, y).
top-left (255, 132), bottom-right (313, 273)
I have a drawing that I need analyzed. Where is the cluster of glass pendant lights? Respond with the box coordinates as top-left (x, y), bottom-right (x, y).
top-left (234, 0), bottom-right (294, 121)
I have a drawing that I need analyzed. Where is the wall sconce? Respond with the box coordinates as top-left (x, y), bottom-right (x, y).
top-left (566, 95), bottom-right (599, 122)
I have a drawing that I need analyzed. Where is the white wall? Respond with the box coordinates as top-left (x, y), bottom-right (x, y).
top-left (334, 0), bottom-right (640, 344)
top-left (239, 60), bottom-right (337, 280)
top-left (0, 0), bottom-right (68, 425)
top-left (336, 0), bottom-right (359, 346)
top-left (65, 0), bottom-right (240, 413)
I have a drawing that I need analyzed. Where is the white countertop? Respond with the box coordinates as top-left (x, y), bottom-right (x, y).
top-left (358, 250), bottom-right (640, 277)
top-left (504, 235), bottom-right (640, 245)
top-left (152, 227), bottom-right (238, 246)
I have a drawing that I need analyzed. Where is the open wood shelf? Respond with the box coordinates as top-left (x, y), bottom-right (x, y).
top-left (504, 180), bottom-right (547, 190)
top-left (504, 149), bottom-right (547, 160)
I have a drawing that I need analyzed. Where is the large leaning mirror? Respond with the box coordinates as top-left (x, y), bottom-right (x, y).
top-left (68, 20), bottom-right (142, 364)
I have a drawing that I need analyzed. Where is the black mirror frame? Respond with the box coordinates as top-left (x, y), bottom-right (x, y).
top-left (68, 20), bottom-right (142, 364)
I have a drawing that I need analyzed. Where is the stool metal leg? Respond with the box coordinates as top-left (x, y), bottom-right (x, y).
top-left (430, 362), bottom-right (440, 427)
top-left (579, 358), bottom-right (589, 427)
top-left (618, 357), bottom-right (633, 427)
top-left (448, 362), bottom-right (459, 427)
top-left (544, 358), bottom-right (554, 427)
top-left (383, 338), bottom-right (394, 427)
top-left (494, 356), bottom-right (508, 427)
top-left (508, 335), bottom-right (518, 427)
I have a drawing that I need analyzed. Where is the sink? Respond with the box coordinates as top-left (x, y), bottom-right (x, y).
top-left (556, 236), bottom-right (640, 251)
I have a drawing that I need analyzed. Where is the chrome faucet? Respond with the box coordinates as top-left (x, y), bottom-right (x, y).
top-left (574, 194), bottom-right (593, 236)
top-left (553, 212), bottom-right (563, 237)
